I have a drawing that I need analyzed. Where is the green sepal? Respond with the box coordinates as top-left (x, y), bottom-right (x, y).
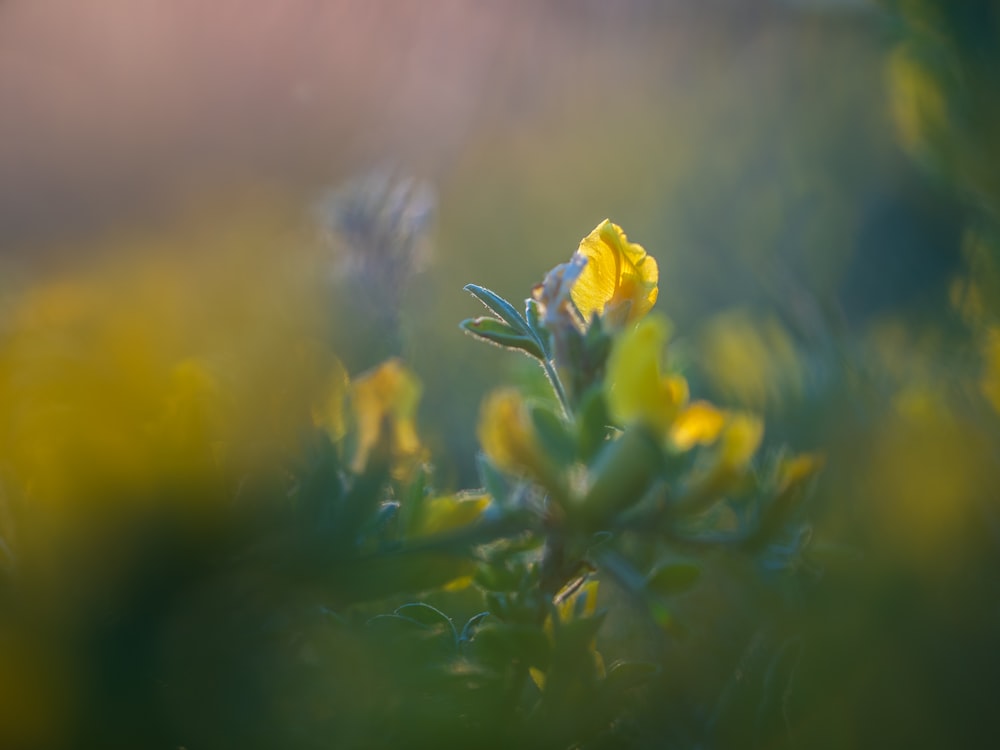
top-left (576, 427), bottom-right (662, 529)
top-left (525, 297), bottom-right (552, 356)
top-left (576, 386), bottom-right (611, 462)
top-left (529, 404), bottom-right (576, 465)
top-left (460, 316), bottom-right (544, 359)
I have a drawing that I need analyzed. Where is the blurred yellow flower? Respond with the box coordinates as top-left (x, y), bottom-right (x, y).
top-left (887, 44), bottom-right (948, 158)
top-left (717, 414), bottom-right (764, 472)
top-left (981, 325), bottom-right (1000, 415)
top-left (350, 358), bottom-right (425, 476)
top-left (0, 204), bottom-right (340, 551)
top-left (477, 389), bottom-right (553, 485)
top-left (776, 453), bottom-right (824, 494)
top-left (678, 413), bottom-right (765, 506)
top-left (410, 491), bottom-right (491, 537)
top-left (571, 219), bottom-right (658, 326)
top-left (669, 401), bottom-right (726, 451)
top-left (605, 315), bottom-right (688, 435)
top-left (698, 312), bottom-right (802, 409)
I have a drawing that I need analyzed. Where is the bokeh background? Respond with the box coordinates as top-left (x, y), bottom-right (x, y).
top-left (1, 0), bottom-right (999, 747)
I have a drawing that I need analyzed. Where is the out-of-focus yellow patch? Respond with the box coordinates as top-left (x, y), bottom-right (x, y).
top-left (698, 312), bottom-right (802, 409)
top-left (776, 453), bottom-right (824, 494)
top-left (0, 203), bottom-right (339, 558)
top-left (887, 44), bottom-right (948, 157)
top-left (717, 414), bottom-right (764, 472)
top-left (441, 575), bottom-right (476, 593)
top-left (864, 409), bottom-right (984, 575)
top-left (0, 628), bottom-right (68, 748)
top-left (554, 577), bottom-right (600, 623)
top-left (477, 388), bottom-right (548, 481)
top-left (571, 219), bottom-right (658, 327)
top-left (981, 325), bottom-right (1000, 415)
top-left (684, 413), bottom-right (765, 500)
top-left (411, 491), bottom-right (490, 537)
top-left (350, 358), bottom-right (426, 476)
top-left (670, 401), bottom-right (726, 451)
top-left (606, 315), bottom-right (688, 435)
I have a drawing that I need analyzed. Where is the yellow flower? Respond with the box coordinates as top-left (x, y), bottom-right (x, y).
top-left (717, 414), bottom-right (764, 471)
top-left (571, 219), bottom-right (658, 326)
top-left (410, 491), bottom-right (491, 537)
top-left (477, 389), bottom-right (556, 488)
top-left (670, 401), bottom-right (727, 451)
top-left (606, 315), bottom-right (688, 435)
top-left (350, 358), bottom-right (425, 475)
top-left (676, 413), bottom-right (765, 510)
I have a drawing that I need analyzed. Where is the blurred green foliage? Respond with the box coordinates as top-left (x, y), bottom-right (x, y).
top-left (1, 2), bottom-right (1000, 749)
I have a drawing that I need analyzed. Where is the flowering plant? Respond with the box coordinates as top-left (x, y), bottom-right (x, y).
top-left (0, 215), bottom-right (818, 750)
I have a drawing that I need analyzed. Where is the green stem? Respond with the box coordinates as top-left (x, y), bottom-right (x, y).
top-left (541, 357), bottom-right (572, 419)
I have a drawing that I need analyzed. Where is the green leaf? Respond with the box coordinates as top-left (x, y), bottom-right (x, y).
top-left (463, 284), bottom-right (534, 335)
top-left (394, 602), bottom-right (459, 644)
top-left (646, 561), bottom-right (701, 596)
top-left (460, 317), bottom-right (544, 359)
top-left (459, 611), bottom-right (492, 644)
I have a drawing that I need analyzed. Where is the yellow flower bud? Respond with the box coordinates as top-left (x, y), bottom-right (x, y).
top-left (350, 358), bottom-right (425, 476)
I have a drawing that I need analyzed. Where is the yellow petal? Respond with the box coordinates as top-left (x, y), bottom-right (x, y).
top-left (350, 358), bottom-right (424, 474)
top-left (571, 219), bottom-right (658, 326)
top-left (606, 315), bottom-right (688, 435)
top-left (777, 453), bottom-right (824, 494)
top-left (476, 388), bottom-right (544, 478)
top-left (718, 414), bottom-right (764, 471)
top-left (670, 401), bottom-right (726, 451)
top-left (412, 491), bottom-right (491, 537)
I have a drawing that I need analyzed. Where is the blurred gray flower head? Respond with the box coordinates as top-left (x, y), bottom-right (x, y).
top-left (316, 168), bottom-right (436, 300)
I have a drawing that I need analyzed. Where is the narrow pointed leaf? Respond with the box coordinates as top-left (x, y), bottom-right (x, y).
top-left (460, 317), bottom-right (544, 359)
top-left (464, 284), bottom-right (534, 336)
